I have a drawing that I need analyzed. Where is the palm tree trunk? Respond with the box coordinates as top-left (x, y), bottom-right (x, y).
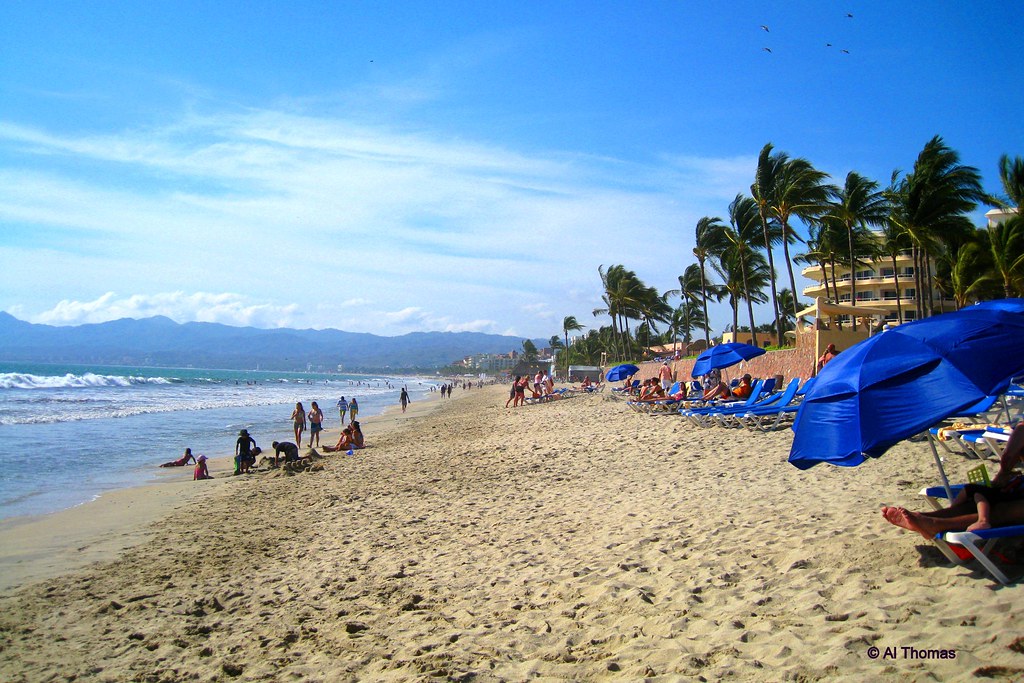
top-left (781, 220), bottom-right (801, 322)
top-left (829, 256), bottom-right (843, 331)
top-left (699, 259), bottom-right (711, 345)
top-left (925, 255), bottom-right (935, 316)
top-left (891, 255), bottom-right (904, 324)
top-left (740, 257), bottom-right (757, 347)
top-left (758, 214), bottom-right (784, 345)
top-left (847, 221), bottom-right (858, 331)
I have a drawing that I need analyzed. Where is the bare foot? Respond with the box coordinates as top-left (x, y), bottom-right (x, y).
top-left (966, 519), bottom-right (991, 532)
top-left (881, 506), bottom-right (907, 526)
top-left (883, 507), bottom-right (935, 539)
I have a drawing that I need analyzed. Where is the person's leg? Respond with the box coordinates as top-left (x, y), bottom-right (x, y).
top-left (967, 493), bottom-right (992, 532)
top-left (992, 423), bottom-right (1024, 487)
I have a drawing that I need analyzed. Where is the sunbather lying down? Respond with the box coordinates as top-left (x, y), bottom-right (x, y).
top-left (884, 422), bottom-right (1024, 538)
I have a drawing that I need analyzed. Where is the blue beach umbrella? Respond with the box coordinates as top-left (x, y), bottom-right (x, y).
top-left (606, 364), bottom-right (640, 382)
top-left (691, 342), bottom-right (766, 378)
top-left (788, 300), bottom-right (1024, 476)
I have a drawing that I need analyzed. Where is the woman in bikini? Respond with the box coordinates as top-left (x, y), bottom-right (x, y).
top-left (291, 402), bottom-right (306, 449)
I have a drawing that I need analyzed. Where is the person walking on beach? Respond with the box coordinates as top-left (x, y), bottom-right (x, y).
top-left (337, 396), bottom-right (347, 426)
top-left (235, 429), bottom-right (257, 475)
top-left (400, 387), bottom-right (410, 413)
top-left (505, 375), bottom-right (520, 408)
top-left (307, 401), bottom-right (324, 448)
top-left (348, 397), bottom-right (359, 422)
top-left (291, 402), bottom-right (306, 449)
top-left (659, 362), bottom-right (674, 393)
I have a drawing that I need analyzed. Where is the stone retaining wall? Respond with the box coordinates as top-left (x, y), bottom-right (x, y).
top-left (633, 346), bottom-right (816, 385)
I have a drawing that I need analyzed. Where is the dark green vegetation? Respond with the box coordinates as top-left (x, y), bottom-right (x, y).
top-left (550, 138), bottom-right (1023, 374)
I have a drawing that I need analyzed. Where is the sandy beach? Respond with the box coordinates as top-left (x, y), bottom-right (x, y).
top-left (1, 385), bottom-right (1022, 681)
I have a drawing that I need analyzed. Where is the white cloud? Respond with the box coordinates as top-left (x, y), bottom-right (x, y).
top-left (30, 292), bottom-right (300, 329)
top-left (0, 106), bottom-right (758, 337)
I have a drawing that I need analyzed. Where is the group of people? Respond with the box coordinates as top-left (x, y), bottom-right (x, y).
top-left (505, 371), bottom-right (555, 408)
top-left (160, 395), bottom-right (370, 479)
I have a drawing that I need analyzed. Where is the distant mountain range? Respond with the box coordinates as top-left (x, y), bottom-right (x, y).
top-left (0, 312), bottom-right (545, 372)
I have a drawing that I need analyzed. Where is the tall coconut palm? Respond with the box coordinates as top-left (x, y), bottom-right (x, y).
top-left (824, 171), bottom-right (888, 329)
top-left (794, 222), bottom-right (835, 304)
top-left (693, 216), bottom-right (728, 344)
top-left (561, 315), bottom-right (584, 371)
top-left (988, 215), bottom-right (1024, 297)
top-left (997, 154), bottom-right (1024, 210)
top-left (937, 236), bottom-right (997, 308)
top-left (750, 144), bottom-right (786, 342)
top-left (888, 136), bottom-right (987, 317)
top-left (712, 194), bottom-right (768, 344)
top-left (768, 156), bottom-right (834, 323)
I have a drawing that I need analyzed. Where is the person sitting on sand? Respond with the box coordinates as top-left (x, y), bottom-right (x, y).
top-left (351, 421), bottom-right (365, 449)
top-left (160, 448), bottom-right (196, 467)
top-left (883, 423), bottom-right (1024, 536)
top-left (193, 455), bottom-right (213, 480)
top-left (235, 429), bottom-right (257, 475)
top-left (322, 427), bottom-right (353, 453)
top-left (271, 440), bottom-right (300, 466)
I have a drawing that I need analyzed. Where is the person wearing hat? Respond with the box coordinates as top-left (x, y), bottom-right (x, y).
top-left (235, 429), bottom-right (257, 475)
top-left (193, 455), bottom-right (213, 480)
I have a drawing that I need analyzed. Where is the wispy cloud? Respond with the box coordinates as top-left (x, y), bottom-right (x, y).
top-left (31, 292), bottom-right (301, 328)
top-left (0, 106), bottom-right (755, 336)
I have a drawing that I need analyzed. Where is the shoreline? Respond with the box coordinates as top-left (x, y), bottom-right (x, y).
top-left (0, 387), bottom-right (452, 592)
top-left (1, 384), bottom-right (1021, 680)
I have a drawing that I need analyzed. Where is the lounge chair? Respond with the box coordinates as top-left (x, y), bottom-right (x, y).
top-left (726, 378), bottom-right (807, 430)
top-left (920, 474), bottom-right (1023, 585)
top-left (679, 380), bottom-right (766, 427)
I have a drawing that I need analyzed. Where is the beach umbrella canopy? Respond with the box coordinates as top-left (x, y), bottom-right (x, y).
top-left (788, 300), bottom-right (1024, 471)
top-left (605, 364), bottom-right (640, 382)
top-left (691, 342), bottom-right (766, 378)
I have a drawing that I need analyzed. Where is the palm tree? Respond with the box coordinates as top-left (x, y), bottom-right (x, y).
top-left (768, 155), bottom-right (834, 322)
top-left (997, 154), bottom-right (1024, 210)
top-left (776, 288), bottom-right (804, 333)
top-left (825, 172), bottom-right (888, 329)
top-left (937, 236), bottom-right (997, 308)
top-left (561, 315), bottom-right (584, 371)
top-left (751, 144), bottom-right (786, 342)
top-left (988, 215), bottom-right (1024, 297)
top-left (888, 136), bottom-right (987, 317)
top-left (722, 194), bottom-right (769, 345)
top-left (877, 202), bottom-right (912, 324)
top-left (693, 216), bottom-right (728, 344)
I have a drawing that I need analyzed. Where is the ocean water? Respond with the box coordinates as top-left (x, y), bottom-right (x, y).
top-left (0, 362), bottom-right (440, 520)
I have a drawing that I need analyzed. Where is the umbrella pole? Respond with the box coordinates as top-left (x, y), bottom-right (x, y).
top-left (927, 432), bottom-right (955, 503)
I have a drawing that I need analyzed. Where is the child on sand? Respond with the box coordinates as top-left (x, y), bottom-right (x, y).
top-left (193, 455), bottom-right (213, 480)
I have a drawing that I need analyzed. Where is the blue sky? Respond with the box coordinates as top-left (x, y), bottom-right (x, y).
top-left (1, 1), bottom-right (1021, 339)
